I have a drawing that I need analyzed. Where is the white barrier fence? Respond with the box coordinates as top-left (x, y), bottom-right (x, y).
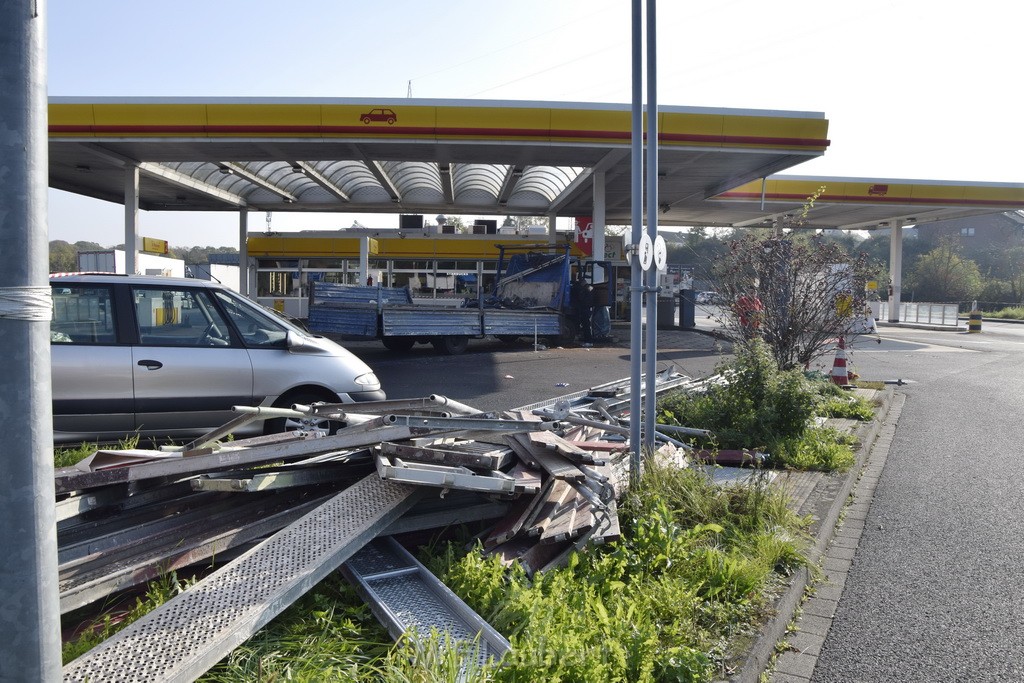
top-left (878, 302), bottom-right (960, 327)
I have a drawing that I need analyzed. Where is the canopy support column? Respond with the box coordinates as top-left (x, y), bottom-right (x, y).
top-left (592, 170), bottom-right (606, 283)
top-left (124, 164), bottom-right (140, 274)
top-left (888, 219), bottom-right (903, 322)
top-left (359, 236), bottom-right (371, 285)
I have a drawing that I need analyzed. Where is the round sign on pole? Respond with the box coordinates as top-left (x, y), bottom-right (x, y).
top-left (638, 233), bottom-right (654, 271)
top-left (653, 235), bottom-right (667, 271)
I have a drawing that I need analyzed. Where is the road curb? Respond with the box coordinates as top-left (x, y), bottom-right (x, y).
top-left (725, 385), bottom-right (899, 682)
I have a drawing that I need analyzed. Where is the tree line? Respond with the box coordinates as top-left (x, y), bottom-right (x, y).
top-left (49, 241), bottom-right (239, 274)
top-left (664, 223), bottom-right (1024, 310)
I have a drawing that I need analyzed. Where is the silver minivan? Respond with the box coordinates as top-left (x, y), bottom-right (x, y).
top-left (50, 274), bottom-right (385, 444)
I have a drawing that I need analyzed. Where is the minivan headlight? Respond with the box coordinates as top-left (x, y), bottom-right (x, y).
top-left (354, 372), bottom-right (380, 387)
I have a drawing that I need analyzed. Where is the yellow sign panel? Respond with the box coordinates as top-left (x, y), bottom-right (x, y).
top-left (142, 237), bottom-right (169, 254)
top-left (866, 280), bottom-right (878, 290)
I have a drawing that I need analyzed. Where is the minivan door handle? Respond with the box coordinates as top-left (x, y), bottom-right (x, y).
top-left (137, 359), bottom-right (163, 370)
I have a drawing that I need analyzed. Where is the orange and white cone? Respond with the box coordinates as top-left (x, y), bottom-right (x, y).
top-left (830, 336), bottom-right (850, 386)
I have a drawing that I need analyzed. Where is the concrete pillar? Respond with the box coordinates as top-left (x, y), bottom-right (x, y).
top-left (548, 213), bottom-right (557, 245)
top-left (888, 219), bottom-right (903, 322)
top-left (359, 236), bottom-right (371, 285)
top-left (592, 170), bottom-right (606, 283)
top-left (124, 164), bottom-right (140, 274)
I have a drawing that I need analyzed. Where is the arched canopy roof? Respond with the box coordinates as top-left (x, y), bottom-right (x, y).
top-left (48, 97), bottom-right (830, 225)
top-left (48, 97), bottom-right (1024, 231)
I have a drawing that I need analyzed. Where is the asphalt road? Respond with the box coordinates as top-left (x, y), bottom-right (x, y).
top-left (811, 321), bottom-right (1024, 682)
top-left (338, 324), bottom-right (728, 413)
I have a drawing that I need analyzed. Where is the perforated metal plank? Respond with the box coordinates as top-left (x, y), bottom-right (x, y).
top-left (62, 474), bottom-right (418, 683)
top-left (342, 536), bottom-right (510, 668)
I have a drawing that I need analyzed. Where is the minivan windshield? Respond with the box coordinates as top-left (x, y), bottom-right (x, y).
top-left (213, 289), bottom-right (291, 348)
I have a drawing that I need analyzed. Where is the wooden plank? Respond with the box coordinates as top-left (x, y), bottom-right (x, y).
top-left (525, 480), bottom-right (576, 537)
top-left (539, 491), bottom-right (594, 545)
top-left (506, 462), bottom-right (543, 494)
top-left (525, 430), bottom-right (604, 466)
top-left (507, 433), bottom-right (584, 481)
top-left (483, 482), bottom-right (550, 549)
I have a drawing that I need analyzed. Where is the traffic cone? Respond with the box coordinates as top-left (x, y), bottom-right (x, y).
top-left (830, 336), bottom-right (850, 386)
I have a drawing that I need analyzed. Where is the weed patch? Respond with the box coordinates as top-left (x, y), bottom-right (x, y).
top-left (657, 341), bottom-right (868, 472)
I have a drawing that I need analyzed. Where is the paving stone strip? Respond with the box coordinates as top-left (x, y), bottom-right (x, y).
top-left (722, 387), bottom-right (904, 683)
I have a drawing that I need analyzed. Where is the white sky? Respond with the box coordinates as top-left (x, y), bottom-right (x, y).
top-left (46, 0), bottom-right (1023, 247)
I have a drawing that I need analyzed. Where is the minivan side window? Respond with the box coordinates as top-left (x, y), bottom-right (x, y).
top-left (213, 290), bottom-right (289, 348)
top-left (50, 285), bottom-right (117, 344)
top-left (133, 287), bottom-right (234, 347)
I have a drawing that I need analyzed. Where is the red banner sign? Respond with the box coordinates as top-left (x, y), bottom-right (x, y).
top-left (574, 216), bottom-right (594, 256)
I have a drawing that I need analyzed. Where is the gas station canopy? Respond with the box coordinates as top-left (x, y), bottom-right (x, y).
top-left (48, 97), bottom-right (1024, 230)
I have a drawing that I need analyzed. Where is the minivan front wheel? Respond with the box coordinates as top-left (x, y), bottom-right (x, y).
top-left (264, 391), bottom-right (343, 437)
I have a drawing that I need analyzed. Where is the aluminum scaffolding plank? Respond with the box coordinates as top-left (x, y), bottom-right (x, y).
top-left (379, 440), bottom-right (513, 471)
top-left (376, 454), bottom-right (517, 495)
top-left (342, 536), bottom-right (511, 668)
top-left (62, 474), bottom-right (419, 683)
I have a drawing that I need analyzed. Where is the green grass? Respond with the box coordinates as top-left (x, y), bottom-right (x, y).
top-left (54, 434), bottom-right (141, 469)
top-left (984, 306), bottom-right (1024, 320)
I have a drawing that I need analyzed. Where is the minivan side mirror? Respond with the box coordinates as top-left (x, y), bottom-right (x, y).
top-left (285, 330), bottom-right (307, 351)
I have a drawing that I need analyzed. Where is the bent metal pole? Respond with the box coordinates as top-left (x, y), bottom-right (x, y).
top-left (0, 0), bottom-right (63, 678)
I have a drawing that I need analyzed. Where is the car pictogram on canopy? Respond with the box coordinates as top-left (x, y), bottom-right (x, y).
top-left (360, 108), bottom-right (397, 125)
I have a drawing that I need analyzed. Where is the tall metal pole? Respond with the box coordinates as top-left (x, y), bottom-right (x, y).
top-left (0, 0), bottom-right (62, 679)
top-left (643, 0), bottom-right (659, 452)
top-left (628, 0), bottom-right (644, 478)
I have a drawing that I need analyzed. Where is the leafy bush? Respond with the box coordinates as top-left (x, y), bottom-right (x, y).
top-left (657, 341), bottom-right (816, 451)
top-left (657, 341), bottom-right (867, 472)
top-left (986, 306), bottom-right (1024, 320)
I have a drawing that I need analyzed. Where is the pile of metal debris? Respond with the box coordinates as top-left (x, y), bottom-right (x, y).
top-left (59, 370), bottom-right (713, 682)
